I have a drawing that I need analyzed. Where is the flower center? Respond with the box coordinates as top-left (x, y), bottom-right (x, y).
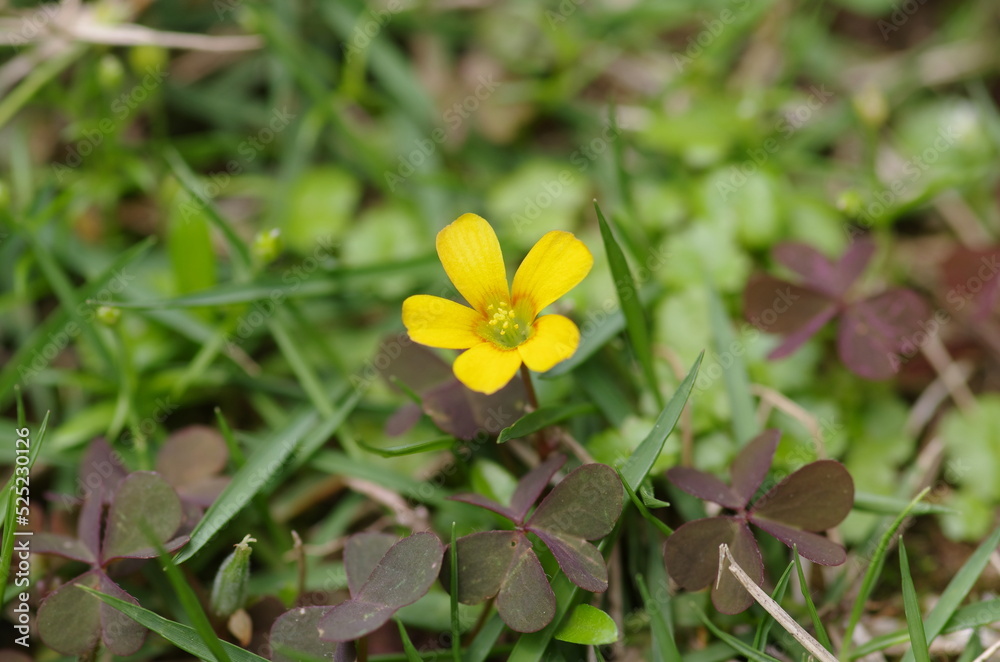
top-left (479, 301), bottom-right (532, 350)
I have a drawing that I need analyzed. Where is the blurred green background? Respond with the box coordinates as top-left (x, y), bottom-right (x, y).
top-left (2, 0), bottom-right (1000, 657)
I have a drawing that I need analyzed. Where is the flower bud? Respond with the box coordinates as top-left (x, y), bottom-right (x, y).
top-left (252, 229), bottom-right (283, 264)
top-left (96, 305), bottom-right (121, 327)
top-left (210, 535), bottom-right (255, 618)
top-left (97, 54), bottom-right (124, 91)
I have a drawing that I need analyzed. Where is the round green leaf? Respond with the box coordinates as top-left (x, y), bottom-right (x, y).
top-left (554, 604), bottom-right (619, 646)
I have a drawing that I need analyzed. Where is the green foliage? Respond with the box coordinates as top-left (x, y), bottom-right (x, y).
top-left (4, 0), bottom-right (1000, 659)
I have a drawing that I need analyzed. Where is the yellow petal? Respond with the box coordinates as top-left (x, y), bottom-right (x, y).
top-left (436, 213), bottom-right (509, 316)
top-left (511, 231), bottom-right (593, 317)
top-left (453, 342), bottom-right (523, 395)
top-left (517, 315), bottom-right (580, 372)
top-left (402, 295), bottom-right (482, 349)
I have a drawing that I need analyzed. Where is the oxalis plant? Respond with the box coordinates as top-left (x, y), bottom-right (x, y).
top-left (663, 429), bottom-right (854, 614)
top-left (270, 454), bottom-right (624, 656)
top-left (34, 460), bottom-right (188, 656)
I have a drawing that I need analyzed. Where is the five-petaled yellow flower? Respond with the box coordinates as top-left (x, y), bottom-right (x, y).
top-left (403, 213), bottom-right (593, 395)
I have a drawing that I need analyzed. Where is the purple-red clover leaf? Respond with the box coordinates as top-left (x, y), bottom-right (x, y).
top-left (343, 532), bottom-right (397, 598)
top-left (271, 606), bottom-right (349, 662)
top-left (509, 453), bottom-right (567, 521)
top-left (318, 532), bottom-right (444, 642)
top-left (664, 466), bottom-right (742, 510)
top-left (155, 425), bottom-right (231, 508)
top-left (663, 430), bottom-right (853, 613)
top-left (749, 460), bottom-right (855, 532)
top-left (447, 459), bottom-right (623, 632)
top-left (729, 428), bottom-right (780, 504)
top-left (663, 517), bottom-right (762, 615)
top-left (102, 471), bottom-right (184, 563)
top-left (496, 543), bottom-right (556, 633)
top-left (745, 238), bottom-right (929, 379)
top-left (837, 288), bottom-right (931, 380)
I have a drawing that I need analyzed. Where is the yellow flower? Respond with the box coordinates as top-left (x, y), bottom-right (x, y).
top-left (403, 213), bottom-right (593, 394)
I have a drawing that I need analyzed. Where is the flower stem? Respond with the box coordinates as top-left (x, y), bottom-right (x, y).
top-left (519, 365), bottom-right (552, 459)
top-left (520, 363), bottom-right (539, 410)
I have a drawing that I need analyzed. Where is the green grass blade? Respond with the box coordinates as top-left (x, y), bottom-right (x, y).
top-left (147, 527), bottom-right (231, 662)
top-left (462, 612), bottom-right (505, 662)
top-left (850, 597), bottom-right (1000, 658)
top-left (174, 410), bottom-right (318, 563)
top-left (853, 492), bottom-right (954, 516)
top-left (395, 618), bottom-right (424, 662)
top-left (78, 586), bottom-right (268, 662)
top-left (693, 606), bottom-right (782, 662)
top-left (899, 541), bottom-right (931, 662)
top-left (706, 283), bottom-right (757, 444)
top-left (793, 546), bottom-right (832, 651)
top-left (0, 237), bottom-right (156, 406)
top-left (311, 450), bottom-right (447, 506)
top-left (0, 44), bottom-right (85, 129)
top-left (359, 436), bottom-right (455, 457)
top-left (164, 148), bottom-right (253, 275)
top-left (0, 410), bottom-right (49, 593)
top-left (753, 560), bottom-right (794, 651)
top-left (496, 403), bottom-right (594, 443)
top-left (595, 202), bottom-right (662, 407)
top-left (620, 352), bottom-right (703, 492)
top-left (266, 311), bottom-right (335, 418)
top-left (544, 281), bottom-right (661, 379)
top-left (286, 389), bottom-right (363, 472)
top-left (618, 468), bottom-right (673, 537)
top-left (450, 522), bottom-right (461, 662)
top-left (841, 486), bottom-right (930, 660)
top-left (636, 573), bottom-right (682, 662)
top-left (899, 522), bottom-right (1000, 662)
top-left (179, 391), bottom-right (360, 562)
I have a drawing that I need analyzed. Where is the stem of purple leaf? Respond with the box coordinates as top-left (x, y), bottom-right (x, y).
top-left (464, 596), bottom-right (496, 645)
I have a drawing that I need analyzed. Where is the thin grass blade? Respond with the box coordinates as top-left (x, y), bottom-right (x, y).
top-left (620, 352), bottom-right (703, 492)
top-left (79, 586), bottom-right (268, 662)
top-left (595, 202), bottom-right (662, 407)
top-left (707, 283), bottom-right (758, 444)
top-left (899, 540), bottom-right (931, 662)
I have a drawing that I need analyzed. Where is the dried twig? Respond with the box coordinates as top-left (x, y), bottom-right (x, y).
top-left (718, 543), bottom-right (838, 662)
top-left (751, 383), bottom-right (827, 458)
